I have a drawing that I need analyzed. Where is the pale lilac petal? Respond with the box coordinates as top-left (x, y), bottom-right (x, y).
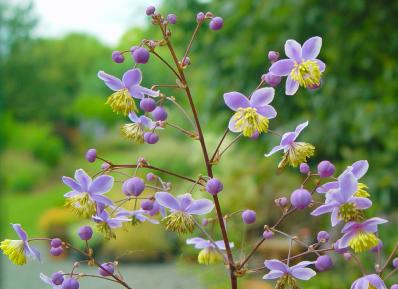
top-left (339, 172), bottom-right (358, 201)
top-left (214, 240), bottom-right (226, 250)
top-left (351, 277), bottom-right (368, 289)
top-left (139, 86), bottom-right (160, 97)
top-left (311, 201), bottom-right (338, 216)
top-left (264, 259), bottom-right (289, 272)
top-left (39, 273), bottom-right (53, 286)
top-left (186, 237), bottom-right (207, 248)
top-left (264, 145), bottom-right (284, 157)
top-left (316, 181), bottom-right (338, 194)
top-left (122, 69), bottom-right (142, 87)
top-left (263, 271), bottom-right (284, 280)
top-left (269, 59), bottom-right (294, 76)
top-left (138, 116), bottom-right (153, 128)
top-left (178, 194), bottom-right (193, 211)
top-left (128, 112), bottom-right (139, 123)
top-left (128, 85), bottom-right (145, 99)
top-left (291, 268), bottom-right (316, 280)
top-left (97, 71), bottom-right (123, 91)
top-left (280, 132), bottom-right (295, 146)
top-left (25, 243), bottom-right (41, 262)
top-left (362, 217), bottom-right (388, 233)
top-left (89, 175), bottom-right (113, 195)
top-left (285, 39), bottom-right (302, 61)
top-left (294, 121), bottom-right (309, 138)
top-left (228, 117), bottom-right (242, 133)
top-left (62, 176), bottom-right (82, 192)
top-left (223, 92), bottom-right (250, 111)
top-left (12, 224), bottom-right (27, 241)
top-left (339, 231), bottom-right (357, 248)
top-left (331, 208), bottom-right (340, 227)
top-left (250, 87), bottom-right (274, 107)
top-left (302, 36), bottom-right (322, 60)
top-left (290, 261), bottom-right (314, 270)
top-left (64, 191), bottom-right (80, 198)
top-left (256, 105), bottom-right (277, 119)
top-left (367, 274), bottom-right (387, 289)
top-left (185, 199), bottom-right (214, 215)
top-left (341, 221), bottom-right (359, 233)
top-left (155, 192), bottom-right (181, 211)
top-left (350, 160), bottom-right (369, 179)
top-left (91, 194), bottom-right (113, 206)
top-left (352, 197), bottom-right (372, 209)
top-left (285, 75), bottom-right (299, 95)
top-left (316, 59), bottom-right (326, 72)
top-left (74, 169), bottom-right (92, 191)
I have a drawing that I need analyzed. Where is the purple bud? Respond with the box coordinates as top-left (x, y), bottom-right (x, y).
top-left (315, 255), bottom-right (333, 272)
top-left (133, 47), bottom-right (150, 64)
top-left (241, 210), bottom-right (256, 224)
top-left (268, 51), bottom-right (280, 63)
top-left (263, 230), bottom-right (274, 240)
top-left (209, 17), bottom-right (223, 30)
top-left (98, 263), bottom-right (115, 277)
top-left (371, 240), bottom-right (383, 253)
top-left (167, 14), bottom-right (177, 24)
top-left (391, 285), bottom-right (398, 289)
top-left (50, 238), bottom-right (62, 248)
top-left (130, 45), bottom-right (139, 53)
top-left (141, 199), bottom-right (154, 211)
top-left (317, 160), bottom-right (335, 178)
top-left (274, 197), bottom-right (288, 208)
top-left (206, 178), bottom-right (223, 195)
top-left (140, 98), bottom-right (157, 112)
top-left (393, 258), bottom-right (398, 268)
top-left (123, 177), bottom-right (145, 196)
top-left (78, 226), bottom-right (93, 241)
top-left (146, 5), bottom-right (156, 16)
top-left (144, 132), bottom-right (159, 144)
top-left (196, 12), bottom-right (205, 23)
top-left (101, 162), bottom-right (110, 170)
top-left (290, 189), bottom-right (312, 209)
top-left (182, 57), bottom-right (191, 67)
top-left (50, 246), bottom-right (63, 256)
top-left (343, 252), bottom-right (352, 261)
top-left (85, 148), bottom-right (97, 163)
top-left (261, 72), bottom-right (281, 87)
top-left (51, 272), bottom-right (64, 285)
top-left (201, 218), bottom-right (209, 226)
top-left (317, 231), bottom-right (330, 243)
top-left (146, 172), bottom-right (156, 181)
top-left (62, 278), bottom-right (79, 289)
top-left (299, 163), bottom-right (310, 174)
top-left (152, 106), bottom-right (168, 121)
top-left (250, 130), bottom-right (260, 140)
top-left (111, 51), bottom-right (124, 63)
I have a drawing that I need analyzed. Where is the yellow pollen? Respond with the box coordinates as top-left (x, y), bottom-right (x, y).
top-left (278, 142), bottom-right (315, 170)
top-left (232, 107), bottom-right (269, 137)
top-left (120, 123), bottom-right (144, 143)
top-left (0, 239), bottom-right (26, 265)
top-left (290, 60), bottom-right (322, 88)
top-left (354, 183), bottom-right (370, 198)
top-left (162, 212), bottom-right (195, 234)
top-left (338, 203), bottom-right (363, 222)
top-left (275, 274), bottom-right (299, 289)
top-left (64, 193), bottom-right (96, 218)
top-left (197, 247), bottom-right (223, 265)
top-left (349, 232), bottom-right (379, 253)
top-left (106, 88), bottom-right (138, 115)
top-left (96, 222), bottom-right (116, 240)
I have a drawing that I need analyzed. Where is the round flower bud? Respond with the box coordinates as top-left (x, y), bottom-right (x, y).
top-left (317, 231), bottom-right (330, 243)
top-left (391, 285), bottom-right (398, 289)
top-left (261, 72), bottom-right (281, 87)
top-left (201, 218), bottom-right (209, 226)
top-left (50, 238), bottom-right (62, 248)
top-left (241, 210), bottom-right (256, 224)
top-left (206, 178), bottom-right (223, 195)
top-left (130, 45), bottom-right (139, 53)
top-left (274, 197), bottom-right (288, 208)
top-left (98, 262), bottom-right (115, 277)
top-left (62, 278), bottom-right (79, 289)
top-left (371, 240), bottom-right (383, 253)
top-left (146, 5), bottom-right (155, 16)
top-left (299, 163), bottom-right (310, 174)
top-left (51, 271), bottom-right (64, 285)
top-left (152, 106), bottom-right (168, 121)
top-left (315, 255), bottom-right (333, 272)
top-left (146, 172), bottom-right (156, 181)
top-left (140, 98), bottom-right (156, 112)
top-left (50, 246), bottom-right (63, 256)
top-left (144, 132), bottom-right (159, 144)
top-left (133, 47), bottom-right (150, 64)
top-left (392, 258), bottom-right (398, 268)
top-left (85, 148), bottom-right (97, 163)
top-left (78, 226), bottom-right (93, 241)
top-left (268, 51), bottom-right (280, 63)
top-left (123, 177), bottom-right (145, 196)
top-left (263, 230), bottom-right (274, 240)
top-left (317, 160), bottom-right (335, 178)
top-left (209, 17), bottom-right (223, 30)
top-left (167, 14), bottom-right (177, 24)
top-left (290, 189), bottom-right (312, 209)
top-left (101, 162), bottom-right (110, 170)
top-left (343, 252), bottom-right (352, 261)
top-left (196, 12), bottom-right (205, 23)
top-left (141, 199), bottom-right (154, 211)
top-left (182, 57), bottom-right (191, 67)
top-left (111, 51), bottom-right (124, 63)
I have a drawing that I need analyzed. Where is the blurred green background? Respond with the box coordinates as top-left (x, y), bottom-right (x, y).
top-left (1, 0), bottom-right (398, 288)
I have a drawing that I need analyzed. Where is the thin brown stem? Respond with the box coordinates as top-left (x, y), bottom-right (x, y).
top-left (380, 241), bottom-right (398, 275)
top-left (182, 22), bottom-right (202, 64)
top-left (166, 122), bottom-right (198, 138)
top-left (150, 50), bottom-right (181, 80)
top-left (210, 128), bottom-right (229, 163)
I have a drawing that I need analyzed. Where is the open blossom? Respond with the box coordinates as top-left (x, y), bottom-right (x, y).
top-left (122, 209), bottom-right (159, 225)
top-left (264, 121), bottom-right (314, 170)
top-left (186, 237), bottom-right (233, 265)
top-left (224, 87), bottom-right (277, 137)
top-left (155, 192), bottom-right (214, 234)
top-left (121, 112), bottom-right (155, 144)
top-left (337, 217), bottom-right (388, 253)
top-left (92, 206), bottom-right (131, 239)
top-left (0, 224), bottom-right (41, 265)
top-left (63, 169), bottom-right (114, 218)
top-left (351, 274), bottom-right (387, 289)
top-left (269, 36), bottom-right (325, 95)
top-left (311, 172), bottom-right (372, 226)
top-left (98, 68), bottom-right (159, 115)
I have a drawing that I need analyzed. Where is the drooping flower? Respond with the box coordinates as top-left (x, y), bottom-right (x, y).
top-left (263, 259), bottom-right (316, 289)
top-left (269, 36), bottom-right (325, 95)
top-left (338, 217), bottom-right (388, 253)
top-left (224, 88), bottom-right (277, 137)
top-left (98, 68), bottom-right (159, 115)
top-left (350, 274), bottom-right (387, 289)
top-left (186, 237), bottom-right (234, 265)
top-left (92, 206), bottom-right (131, 239)
top-left (40, 273), bottom-right (63, 289)
top-left (264, 121), bottom-right (315, 170)
top-left (0, 224), bottom-right (41, 266)
top-left (155, 192), bottom-right (214, 234)
top-left (63, 169), bottom-right (114, 218)
top-left (128, 209), bottom-right (159, 225)
top-left (311, 172), bottom-right (372, 226)
top-left (121, 112), bottom-right (156, 144)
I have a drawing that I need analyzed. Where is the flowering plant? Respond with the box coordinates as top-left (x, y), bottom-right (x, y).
top-left (2, 6), bottom-right (398, 289)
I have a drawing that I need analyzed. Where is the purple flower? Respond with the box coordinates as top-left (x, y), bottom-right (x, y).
top-left (40, 273), bottom-right (62, 289)
top-left (264, 121), bottom-right (314, 169)
top-left (315, 255), bottom-right (333, 271)
top-left (209, 17), bottom-right (224, 30)
top-left (98, 68), bottom-right (159, 115)
top-left (351, 274), bottom-right (387, 289)
top-left (269, 36), bottom-right (325, 95)
top-left (121, 112), bottom-right (155, 144)
top-left (290, 189), bottom-right (312, 209)
top-left (0, 224), bottom-right (41, 265)
top-left (224, 88), bottom-right (277, 137)
top-left (92, 206), bottom-right (131, 239)
top-left (129, 209), bottom-right (159, 225)
top-left (186, 237), bottom-right (234, 265)
top-left (338, 217), bottom-right (388, 253)
top-left (263, 259), bottom-right (316, 284)
top-left (155, 192), bottom-right (214, 234)
top-left (311, 172), bottom-right (372, 226)
top-left (63, 169), bottom-right (113, 218)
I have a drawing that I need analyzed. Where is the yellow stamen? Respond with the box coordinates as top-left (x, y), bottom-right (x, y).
top-left (278, 142), bottom-right (315, 170)
top-left (120, 123), bottom-right (144, 144)
top-left (290, 60), bottom-right (322, 88)
top-left (232, 107), bottom-right (269, 137)
top-left (338, 203), bottom-right (363, 223)
top-left (0, 239), bottom-right (26, 265)
top-left (276, 274), bottom-right (299, 289)
top-left (64, 193), bottom-right (96, 218)
top-left (349, 232), bottom-right (378, 253)
top-left (198, 247), bottom-right (223, 265)
top-left (96, 222), bottom-right (116, 240)
top-left (354, 183), bottom-right (370, 198)
top-left (106, 89), bottom-right (137, 115)
top-left (162, 212), bottom-right (195, 234)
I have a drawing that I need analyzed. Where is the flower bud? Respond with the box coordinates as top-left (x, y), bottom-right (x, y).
top-left (133, 47), bottom-right (150, 64)
top-left (167, 14), bottom-right (177, 24)
top-left (268, 51), bottom-right (280, 63)
top-left (111, 51), bottom-right (124, 63)
top-left (343, 252), bottom-right (352, 261)
top-left (146, 5), bottom-right (155, 16)
top-left (299, 163), bottom-right (310, 174)
top-left (50, 246), bottom-right (63, 256)
top-left (101, 162), bottom-right (110, 170)
top-left (201, 218), bottom-right (209, 226)
top-left (78, 226), bottom-right (93, 241)
top-left (196, 12), bottom-right (205, 23)
top-left (98, 262), bottom-right (115, 277)
top-left (50, 238), bottom-right (62, 248)
top-left (146, 173), bottom-right (156, 181)
top-left (392, 258), bottom-right (398, 268)
top-left (181, 57), bottom-right (191, 68)
top-left (85, 148), bottom-right (97, 163)
top-left (206, 178), bottom-right (223, 195)
top-left (141, 200), bottom-right (154, 211)
top-left (317, 160), bottom-right (335, 178)
top-left (315, 255), bottom-right (333, 271)
top-left (140, 98), bottom-right (156, 112)
top-left (62, 278), bottom-right (79, 289)
top-left (144, 132), bottom-right (159, 144)
top-left (391, 285), bottom-right (398, 289)
top-left (209, 17), bottom-right (223, 30)
top-left (152, 106), bottom-right (168, 121)
top-left (241, 210), bottom-right (256, 224)
top-left (290, 189), bottom-right (312, 209)
top-left (274, 197), bottom-right (288, 208)
top-left (317, 231), bottom-right (330, 243)
top-left (263, 230), bottom-right (274, 240)
top-left (123, 177), bottom-right (145, 196)
top-left (51, 271), bottom-right (64, 285)
top-left (261, 72), bottom-right (281, 87)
